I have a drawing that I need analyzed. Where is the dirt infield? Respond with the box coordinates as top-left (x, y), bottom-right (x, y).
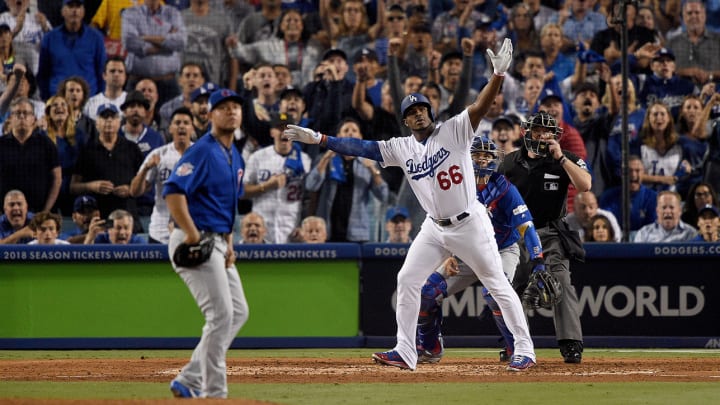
top-left (2, 355), bottom-right (719, 384)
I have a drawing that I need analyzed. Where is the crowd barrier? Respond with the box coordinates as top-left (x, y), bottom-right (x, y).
top-left (1, 243), bottom-right (719, 349)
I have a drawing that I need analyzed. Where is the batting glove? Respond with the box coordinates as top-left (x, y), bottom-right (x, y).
top-left (487, 38), bottom-right (513, 76)
top-left (283, 125), bottom-right (323, 144)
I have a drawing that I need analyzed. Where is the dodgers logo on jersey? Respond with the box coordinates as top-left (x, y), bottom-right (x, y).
top-left (176, 162), bottom-right (194, 176)
top-left (407, 147), bottom-right (450, 180)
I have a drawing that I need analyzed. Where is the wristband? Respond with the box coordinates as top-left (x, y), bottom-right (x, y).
top-left (557, 156), bottom-right (567, 165)
top-left (321, 134), bottom-right (327, 146)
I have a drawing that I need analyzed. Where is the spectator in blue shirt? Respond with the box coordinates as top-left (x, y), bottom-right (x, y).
top-left (0, 189), bottom-right (34, 244)
top-left (83, 208), bottom-right (146, 244)
top-left (38, 0), bottom-right (107, 100)
top-left (59, 194), bottom-right (100, 243)
top-left (600, 155), bottom-right (657, 232)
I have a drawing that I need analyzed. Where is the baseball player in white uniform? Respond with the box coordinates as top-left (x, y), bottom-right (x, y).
top-left (130, 107), bottom-right (194, 243)
top-left (243, 113), bottom-right (311, 243)
top-left (284, 39), bottom-right (535, 371)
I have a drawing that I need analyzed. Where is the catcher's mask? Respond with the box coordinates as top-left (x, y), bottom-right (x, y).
top-left (521, 111), bottom-right (563, 157)
top-left (471, 136), bottom-right (501, 177)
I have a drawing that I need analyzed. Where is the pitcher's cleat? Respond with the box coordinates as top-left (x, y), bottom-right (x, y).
top-left (170, 379), bottom-right (201, 398)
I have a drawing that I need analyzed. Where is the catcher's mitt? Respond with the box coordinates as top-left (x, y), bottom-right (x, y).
top-left (172, 233), bottom-right (215, 268)
top-left (521, 260), bottom-right (562, 310)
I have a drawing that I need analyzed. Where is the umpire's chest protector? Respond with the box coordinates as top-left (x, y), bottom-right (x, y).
top-left (500, 150), bottom-right (571, 226)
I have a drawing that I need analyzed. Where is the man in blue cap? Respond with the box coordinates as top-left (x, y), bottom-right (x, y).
top-left (60, 194), bottom-right (101, 243)
top-left (385, 206), bottom-right (412, 243)
top-left (189, 82), bottom-right (219, 138)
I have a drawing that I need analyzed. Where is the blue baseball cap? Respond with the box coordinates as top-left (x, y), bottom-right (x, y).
top-left (208, 89), bottom-right (244, 111)
top-left (698, 204), bottom-right (720, 217)
top-left (73, 195), bottom-right (97, 213)
top-left (386, 206), bottom-right (410, 222)
top-left (190, 82), bottom-right (219, 103)
top-left (539, 88), bottom-right (564, 105)
top-left (653, 47), bottom-right (675, 62)
top-left (96, 103), bottom-right (119, 117)
top-left (63, 0), bottom-right (84, 5)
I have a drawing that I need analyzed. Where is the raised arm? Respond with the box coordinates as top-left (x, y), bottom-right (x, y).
top-left (468, 38), bottom-right (513, 128)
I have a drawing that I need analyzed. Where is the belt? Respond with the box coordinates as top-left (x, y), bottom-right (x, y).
top-left (130, 73), bottom-right (176, 82)
top-left (205, 231), bottom-right (230, 239)
top-left (432, 212), bottom-right (470, 227)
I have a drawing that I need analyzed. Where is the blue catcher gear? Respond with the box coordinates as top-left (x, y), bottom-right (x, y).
top-left (481, 287), bottom-right (515, 362)
top-left (521, 111), bottom-right (563, 157)
top-left (401, 93), bottom-right (435, 122)
top-left (471, 136), bottom-right (501, 177)
top-left (417, 272), bottom-right (446, 363)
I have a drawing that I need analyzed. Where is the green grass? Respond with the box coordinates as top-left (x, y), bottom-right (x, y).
top-left (1, 349), bottom-right (720, 404)
top-left (1, 381), bottom-right (719, 404)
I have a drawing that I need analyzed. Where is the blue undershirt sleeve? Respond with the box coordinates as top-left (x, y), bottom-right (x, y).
top-left (326, 136), bottom-right (384, 162)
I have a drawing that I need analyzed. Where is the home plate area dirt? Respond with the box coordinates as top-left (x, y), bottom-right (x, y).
top-left (2, 356), bottom-right (719, 384)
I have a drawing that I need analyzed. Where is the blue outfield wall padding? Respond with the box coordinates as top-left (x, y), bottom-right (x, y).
top-left (1, 336), bottom-right (718, 350)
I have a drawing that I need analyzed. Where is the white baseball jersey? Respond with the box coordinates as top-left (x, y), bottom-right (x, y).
top-left (374, 107), bottom-right (534, 369)
top-left (143, 142), bottom-right (186, 243)
top-left (378, 109), bottom-right (477, 220)
top-left (640, 143), bottom-right (683, 192)
top-left (243, 145), bottom-right (311, 243)
top-left (83, 91), bottom-right (128, 120)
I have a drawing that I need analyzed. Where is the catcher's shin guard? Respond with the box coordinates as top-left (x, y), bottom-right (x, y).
top-left (482, 287), bottom-right (514, 356)
top-left (417, 272), bottom-right (447, 353)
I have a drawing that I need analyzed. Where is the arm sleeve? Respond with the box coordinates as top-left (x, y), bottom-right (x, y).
top-left (326, 136), bottom-right (383, 162)
top-left (518, 221), bottom-right (543, 261)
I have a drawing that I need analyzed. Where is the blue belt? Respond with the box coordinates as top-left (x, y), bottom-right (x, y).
top-left (432, 212), bottom-right (470, 227)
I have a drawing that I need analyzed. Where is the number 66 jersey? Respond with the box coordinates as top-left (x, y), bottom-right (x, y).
top-left (378, 110), bottom-right (477, 220)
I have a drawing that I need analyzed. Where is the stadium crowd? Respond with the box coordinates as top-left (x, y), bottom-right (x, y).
top-left (1, 0), bottom-right (720, 245)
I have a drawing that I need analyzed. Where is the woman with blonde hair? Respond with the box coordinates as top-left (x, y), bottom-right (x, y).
top-left (321, 0), bottom-right (383, 63)
top-left (540, 23), bottom-right (574, 82)
top-left (603, 72), bottom-right (646, 186)
top-left (45, 95), bottom-right (87, 215)
top-left (676, 95), bottom-right (712, 197)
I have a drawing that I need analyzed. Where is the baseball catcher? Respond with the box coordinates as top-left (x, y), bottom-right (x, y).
top-left (172, 232), bottom-right (215, 268)
top-left (521, 260), bottom-right (563, 309)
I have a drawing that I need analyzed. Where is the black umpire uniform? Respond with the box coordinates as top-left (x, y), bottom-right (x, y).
top-left (499, 145), bottom-right (587, 363)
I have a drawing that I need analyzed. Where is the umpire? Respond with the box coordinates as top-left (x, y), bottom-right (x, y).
top-left (498, 111), bottom-right (592, 364)
top-left (164, 90), bottom-right (249, 398)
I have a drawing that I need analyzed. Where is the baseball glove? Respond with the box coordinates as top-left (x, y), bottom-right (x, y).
top-left (521, 260), bottom-right (562, 310)
top-left (172, 233), bottom-right (215, 268)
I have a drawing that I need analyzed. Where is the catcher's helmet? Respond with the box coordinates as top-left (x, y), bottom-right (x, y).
top-left (400, 93), bottom-right (434, 122)
top-left (521, 111), bottom-right (563, 156)
top-left (471, 136), bottom-right (501, 177)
